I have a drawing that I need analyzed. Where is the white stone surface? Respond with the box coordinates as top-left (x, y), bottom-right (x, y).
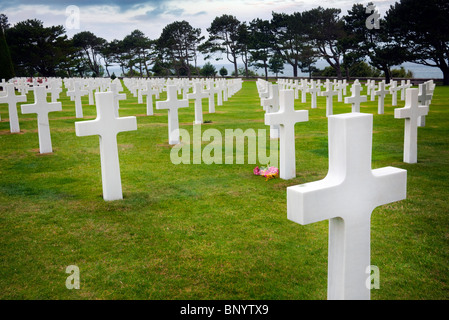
top-left (374, 81), bottom-right (389, 114)
top-left (321, 82), bottom-right (338, 117)
top-left (156, 85), bottom-right (189, 145)
top-left (394, 88), bottom-right (429, 164)
top-left (75, 92), bottom-right (137, 201)
top-left (21, 86), bottom-right (62, 153)
top-left (187, 82), bottom-right (209, 125)
top-left (344, 83), bottom-right (367, 113)
top-left (67, 81), bottom-right (88, 118)
top-left (265, 89), bottom-right (308, 180)
top-left (0, 83), bottom-right (27, 133)
top-left (287, 112), bottom-right (407, 300)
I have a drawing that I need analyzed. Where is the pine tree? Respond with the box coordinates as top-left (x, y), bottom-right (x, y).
top-left (0, 27), bottom-right (15, 80)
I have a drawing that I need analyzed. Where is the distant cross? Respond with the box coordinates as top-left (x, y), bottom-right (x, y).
top-left (265, 89), bottom-right (308, 180)
top-left (141, 81), bottom-right (158, 116)
top-left (308, 81), bottom-right (321, 109)
top-left (389, 81), bottom-right (399, 106)
top-left (187, 82), bottom-right (209, 125)
top-left (335, 80), bottom-right (344, 102)
top-left (21, 86), bottom-right (62, 153)
top-left (298, 79), bottom-right (308, 103)
top-left (108, 83), bottom-right (126, 117)
top-left (368, 80), bottom-right (377, 101)
top-left (399, 80), bottom-right (412, 101)
top-left (344, 83), bottom-right (367, 113)
top-left (204, 80), bottom-right (217, 113)
top-left (417, 82), bottom-right (433, 127)
top-left (261, 83), bottom-right (280, 139)
top-left (394, 88), bottom-right (429, 164)
top-left (85, 80), bottom-right (97, 105)
top-left (287, 112), bottom-right (407, 300)
top-left (321, 82), bottom-right (338, 117)
top-left (75, 92), bottom-right (137, 201)
top-left (374, 81), bottom-right (389, 114)
top-left (67, 81), bottom-right (88, 118)
top-left (156, 85), bottom-right (189, 145)
top-left (0, 83), bottom-right (27, 133)
top-left (47, 80), bottom-right (62, 103)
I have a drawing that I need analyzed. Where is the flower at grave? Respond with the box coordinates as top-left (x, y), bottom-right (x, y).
top-left (254, 166), bottom-right (279, 181)
top-left (253, 166), bottom-right (260, 175)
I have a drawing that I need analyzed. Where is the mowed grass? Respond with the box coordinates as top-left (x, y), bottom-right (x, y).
top-left (0, 79), bottom-right (448, 300)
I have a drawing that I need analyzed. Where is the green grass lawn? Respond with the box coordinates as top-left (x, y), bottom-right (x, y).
top-left (0, 79), bottom-right (448, 300)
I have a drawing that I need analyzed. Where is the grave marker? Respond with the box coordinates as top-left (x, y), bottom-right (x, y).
top-left (0, 83), bottom-right (27, 133)
top-left (287, 112), bottom-right (407, 300)
top-left (374, 81), bottom-right (389, 114)
top-left (75, 92), bottom-right (137, 201)
top-left (67, 81), bottom-right (88, 118)
top-left (394, 88), bottom-right (429, 164)
top-left (187, 82), bottom-right (209, 125)
top-left (344, 83), bottom-right (367, 113)
top-left (265, 89), bottom-right (308, 180)
top-left (156, 85), bottom-right (189, 145)
top-left (21, 86), bottom-right (62, 153)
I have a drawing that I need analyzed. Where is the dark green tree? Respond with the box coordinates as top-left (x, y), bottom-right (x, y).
top-left (200, 62), bottom-right (216, 77)
top-left (303, 7), bottom-right (346, 79)
top-left (386, 0), bottom-right (449, 85)
top-left (219, 66), bottom-right (228, 77)
top-left (72, 31), bottom-right (106, 77)
top-left (123, 29), bottom-right (154, 77)
top-left (248, 18), bottom-right (275, 80)
top-left (201, 14), bottom-right (242, 77)
top-left (6, 19), bottom-right (70, 76)
top-left (157, 21), bottom-right (203, 77)
top-left (0, 14), bottom-right (14, 80)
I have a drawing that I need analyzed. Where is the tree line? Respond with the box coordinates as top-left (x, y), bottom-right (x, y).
top-left (1, 0), bottom-right (448, 84)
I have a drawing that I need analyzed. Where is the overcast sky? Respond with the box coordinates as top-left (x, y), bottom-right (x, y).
top-left (0, 0), bottom-right (398, 41)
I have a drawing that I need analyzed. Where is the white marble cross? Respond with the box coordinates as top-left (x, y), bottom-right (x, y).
top-left (141, 81), bottom-right (158, 116)
top-left (335, 80), bottom-right (344, 102)
top-left (0, 83), bottom-right (27, 133)
top-left (21, 86), bottom-right (62, 153)
top-left (389, 81), bottom-right (399, 106)
top-left (47, 80), bottom-right (62, 103)
top-left (308, 81), bottom-right (320, 109)
top-left (67, 81), bottom-right (88, 118)
top-left (203, 80), bottom-right (216, 113)
top-left (399, 80), bottom-right (412, 101)
top-left (108, 83), bottom-right (126, 118)
top-left (344, 83), bottom-right (367, 113)
top-left (374, 81), bottom-right (389, 114)
top-left (187, 82), bottom-right (209, 125)
top-left (261, 83), bottom-right (280, 139)
top-left (156, 85), bottom-right (189, 145)
top-left (298, 80), bottom-right (308, 103)
top-left (75, 92), bottom-right (137, 201)
top-left (265, 89), bottom-right (308, 180)
top-left (394, 88), bottom-right (429, 164)
top-left (287, 112), bottom-right (407, 300)
top-left (85, 80), bottom-right (97, 105)
top-left (417, 83), bottom-right (433, 127)
top-left (321, 82), bottom-right (338, 117)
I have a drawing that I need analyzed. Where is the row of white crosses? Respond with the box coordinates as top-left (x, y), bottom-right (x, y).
top-left (73, 77), bottom-right (242, 200)
top-left (259, 77), bottom-right (436, 299)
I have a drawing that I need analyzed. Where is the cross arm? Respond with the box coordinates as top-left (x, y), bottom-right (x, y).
top-left (371, 167), bottom-right (407, 207)
top-left (287, 177), bottom-right (343, 225)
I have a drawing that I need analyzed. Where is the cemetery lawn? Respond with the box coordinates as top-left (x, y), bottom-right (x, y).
top-left (0, 80), bottom-right (448, 300)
